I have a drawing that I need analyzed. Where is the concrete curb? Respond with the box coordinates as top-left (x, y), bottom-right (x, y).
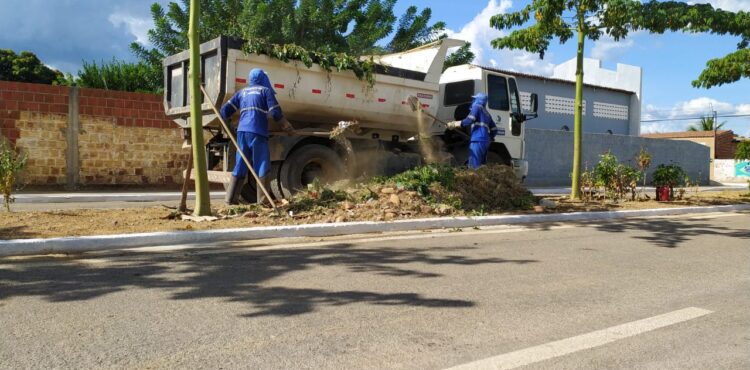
top-left (1, 204), bottom-right (749, 258)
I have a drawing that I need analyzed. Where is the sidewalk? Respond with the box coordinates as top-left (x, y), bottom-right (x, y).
top-left (15, 191), bottom-right (226, 204)
top-left (529, 183), bottom-right (747, 196)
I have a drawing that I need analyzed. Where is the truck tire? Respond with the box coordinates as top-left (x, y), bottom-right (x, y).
top-left (268, 162), bottom-right (286, 200)
top-left (487, 150), bottom-right (511, 166)
top-left (278, 144), bottom-right (345, 198)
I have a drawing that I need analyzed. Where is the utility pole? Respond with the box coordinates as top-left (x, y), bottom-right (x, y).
top-left (712, 106), bottom-right (718, 160)
top-left (188, 0), bottom-right (212, 216)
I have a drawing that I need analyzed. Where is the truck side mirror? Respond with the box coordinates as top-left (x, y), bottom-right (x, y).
top-left (530, 93), bottom-right (538, 113)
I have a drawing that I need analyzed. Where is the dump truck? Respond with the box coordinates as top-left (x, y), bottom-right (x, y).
top-left (163, 36), bottom-right (538, 202)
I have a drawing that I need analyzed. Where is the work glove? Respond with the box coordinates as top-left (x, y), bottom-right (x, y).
top-left (446, 121), bottom-right (461, 130)
top-left (278, 117), bottom-right (295, 134)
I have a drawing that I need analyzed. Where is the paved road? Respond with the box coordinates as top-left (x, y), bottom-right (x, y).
top-left (1, 212), bottom-right (748, 369)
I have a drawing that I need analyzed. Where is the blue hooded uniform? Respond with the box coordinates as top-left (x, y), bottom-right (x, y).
top-left (220, 68), bottom-right (283, 178)
top-left (460, 93), bottom-right (498, 169)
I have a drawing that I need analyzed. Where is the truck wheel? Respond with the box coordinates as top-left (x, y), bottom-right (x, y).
top-left (268, 162), bottom-right (286, 200)
top-left (487, 150), bottom-right (512, 166)
top-left (278, 144), bottom-right (345, 198)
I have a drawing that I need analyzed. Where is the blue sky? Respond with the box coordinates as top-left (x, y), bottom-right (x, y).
top-left (1, 0), bottom-right (748, 136)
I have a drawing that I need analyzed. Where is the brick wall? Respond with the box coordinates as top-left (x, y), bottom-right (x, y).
top-left (0, 81), bottom-right (188, 187)
top-left (714, 131), bottom-right (736, 159)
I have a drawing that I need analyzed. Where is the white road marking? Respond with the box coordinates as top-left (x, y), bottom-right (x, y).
top-left (447, 307), bottom-right (713, 370)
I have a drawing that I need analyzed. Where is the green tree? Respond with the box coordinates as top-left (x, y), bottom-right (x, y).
top-left (0, 49), bottom-right (63, 84)
top-left (133, 0), bottom-right (450, 69)
top-left (188, 0), bottom-right (212, 216)
top-left (75, 59), bottom-right (162, 93)
top-left (736, 140), bottom-right (750, 162)
top-left (490, 0), bottom-right (643, 199)
top-left (387, 6), bottom-right (444, 52)
top-left (444, 43), bottom-right (475, 70)
top-left (490, 0), bottom-right (749, 199)
top-left (687, 116), bottom-right (726, 131)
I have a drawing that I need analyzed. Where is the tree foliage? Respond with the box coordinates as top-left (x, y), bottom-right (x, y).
top-left (125, 0), bottom-right (474, 88)
top-left (0, 138), bottom-right (27, 212)
top-left (736, 140), bottom-right (750, 162)
top-left (444, 43), bottom-right (475, 71)
top-left (693, 48), bottom-right (750, 88)
top-left (0, 49), bottom-right (63, 84)
top-left (74, 59), bottom-right (162, 93)
top-left (687, 116), bottom-right (726, 131)
top-left (133, 0), bottom-right (454, 64)
top-left (623, 1), bottom-right (750, 89)
top-left (387, 6), bottom-right (445, 52)
top-left (489, 0), bottom-right (749, 198)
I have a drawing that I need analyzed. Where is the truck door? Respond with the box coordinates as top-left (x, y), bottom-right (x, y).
top-left (484, 73), bottom-right (522, 160)
top-left (508, 78), bottom-right (523, 137)
top-left (485, 74), bottom-right (511, 137)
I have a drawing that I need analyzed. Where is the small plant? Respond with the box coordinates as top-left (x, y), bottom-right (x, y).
top-left (735, 141), bottom-right (750, 196)
top-left (0, 139), bottom-right (27, 212)
top-left (389, 164), bottom-right (455, 197)
top-left (579, 166), bottom-right (596, 202)
top-left (592, 152), bottom-right (641, 202)
top-left (652, 164), bottom-right (686, 201)
top-left (636, 147), bottom-right (652, 199)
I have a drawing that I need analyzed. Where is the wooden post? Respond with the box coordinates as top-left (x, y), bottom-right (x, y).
top-left (179, 150), bottom-right (194, 212)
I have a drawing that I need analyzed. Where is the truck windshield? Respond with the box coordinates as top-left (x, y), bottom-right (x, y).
top-left (487, 74), bottom-right (509, 111)
top-left (508, 78), bottom-right (521, 115)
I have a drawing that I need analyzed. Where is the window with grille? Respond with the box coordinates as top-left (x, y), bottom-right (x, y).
top-left (593, 102), bottom-right (629, 120)
top-left (545, 95), bottom-right (586, 115)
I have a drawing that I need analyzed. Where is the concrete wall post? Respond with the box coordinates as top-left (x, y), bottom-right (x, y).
top-left (65, 85), bottom-right (80, 190)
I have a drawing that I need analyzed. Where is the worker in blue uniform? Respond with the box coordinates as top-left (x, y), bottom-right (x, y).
top-left (220, 68), bottom-right (294, 205)
top-left (446, 93), bottom-right (498, 169)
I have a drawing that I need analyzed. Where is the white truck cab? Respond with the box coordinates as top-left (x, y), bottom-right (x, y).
top-left (438, 65), bottom-right (537, 180)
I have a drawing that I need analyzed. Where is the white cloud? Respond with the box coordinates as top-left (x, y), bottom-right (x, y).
top-left (591, 37), bottom-right (634, 61)
top-left (691, 0), bottom-right (750, 12)
top-left (736, 104), bottom-right (750, 115)
top-left (108, 12), bottom-right (152, 46)
top-left (641, 97), bottom-right (750, 134)
top-left (445, 0), bottom-right (556, 76)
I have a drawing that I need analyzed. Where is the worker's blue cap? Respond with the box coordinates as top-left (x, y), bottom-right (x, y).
top-left (248, 68), bottom-right (276, 95)
top-left (472, 93), bottom-right (488, 105)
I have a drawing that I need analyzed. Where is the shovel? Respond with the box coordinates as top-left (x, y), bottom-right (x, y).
top-left (407, 95), bottom-right (469, 140)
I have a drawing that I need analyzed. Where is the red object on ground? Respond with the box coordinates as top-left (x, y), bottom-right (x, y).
top-left (656, 186), bottom-right (671, 201)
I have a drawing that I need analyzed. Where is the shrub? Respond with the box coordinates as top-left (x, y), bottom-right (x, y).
top-left (0, 139), bottom-right (27, 212)
top-left (592, 152), bottom-right (641, 201)
top-left (388, 164), bottom-right (455, 196)
top-left (651, 164), bottom-right (686, 188)
top-left (735, 140), bottom-right (750, 162)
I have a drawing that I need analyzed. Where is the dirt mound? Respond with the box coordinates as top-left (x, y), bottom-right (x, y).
top-left (451, 165), bottom-right (535, 211)
top-left (255, 164), bottom-right (536, 222)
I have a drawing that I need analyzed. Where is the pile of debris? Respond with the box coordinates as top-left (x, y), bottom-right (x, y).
top-left (213, 164), bottom-right (537, 223)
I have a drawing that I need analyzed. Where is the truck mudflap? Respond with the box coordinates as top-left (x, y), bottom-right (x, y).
top-left (512, 158), bottom-right (528, 182)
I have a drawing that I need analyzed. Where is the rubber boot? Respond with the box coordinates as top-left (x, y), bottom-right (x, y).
top-left (256, 175), bottom-right (272, 207)
top-left (225, 175), bottom-right (243, 205)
